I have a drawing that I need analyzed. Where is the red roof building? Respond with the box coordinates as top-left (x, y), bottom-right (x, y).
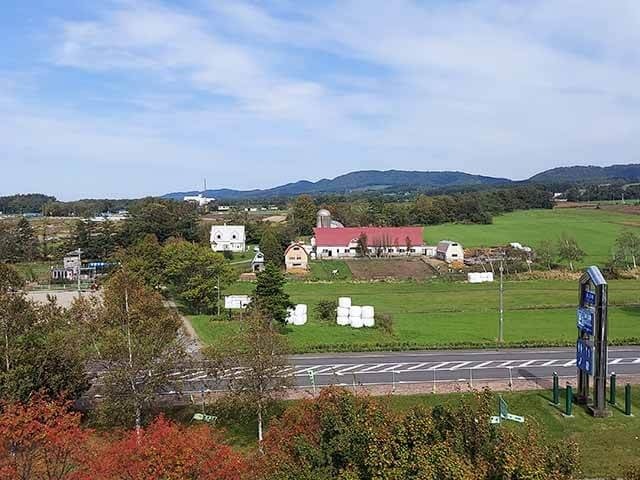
top-left (313, 226), bottom-right (426, 258)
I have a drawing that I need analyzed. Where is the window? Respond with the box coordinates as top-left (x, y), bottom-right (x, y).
top-left (452, 253), bottom-right (458, 258)
top-left (216, 233), bottom-right (221, 240)
top-left (232, 234), bottom-right (237, 239)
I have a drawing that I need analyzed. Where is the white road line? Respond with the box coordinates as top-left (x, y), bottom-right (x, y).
top-left (498, 360), bottom-right (515, 368)
top-left (541, 360), bottom-right (558, 366)
top-left (429, 362), bottom-right (450, 370)
top-left (404, 362), bottom-right (431, 371)
top-left (633, 358), bottom-right (640, 364)
top-left (563, 359), bottom-right (576, 367)
top-left (517, 360), bottom-right (536, 368)
top-left (472, 361), bottom-right (493, 369)
top-left (610, 358), bottom-right (623, 365)
top-left (336, 364), bottom-right (365, 375)
top-left (358, 364), bottom-right (392, 373)
top-left (381, 363), bottom-right (406, 372)
top-left (450, 361), bottom-right (472, 371)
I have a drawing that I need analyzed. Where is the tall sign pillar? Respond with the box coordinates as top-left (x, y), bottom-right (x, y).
top-left (576, 266), bottom-right (610, 417)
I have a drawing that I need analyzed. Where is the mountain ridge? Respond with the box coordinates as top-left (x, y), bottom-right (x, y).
top-left (164, 163), bottom-right (640, 200)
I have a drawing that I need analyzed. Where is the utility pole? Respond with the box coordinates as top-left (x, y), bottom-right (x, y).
top-left (498, 260), bottom-right (504, 344)
top-left (217, 275), bottom-right (221, 317)
top-left (76, 249), bottom-right (82, 298)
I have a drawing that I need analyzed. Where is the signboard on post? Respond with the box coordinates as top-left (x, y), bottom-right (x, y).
top-left (577, 266), bottom-right (610, 417)
top-left (491, 396), bottom-right (525, 424)
top-left (576, 339), bottom-right (594, 375)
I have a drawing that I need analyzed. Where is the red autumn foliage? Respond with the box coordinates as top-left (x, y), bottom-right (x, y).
top-left (0, 394), bottom-right (89, 480)
top-left (78, 415), bottom-right (247, 480)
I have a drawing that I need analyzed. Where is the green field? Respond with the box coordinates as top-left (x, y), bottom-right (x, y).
top-left (424, 208), bottom-right (640, 266)
top-left (191, 279), bottom-right (640, 352)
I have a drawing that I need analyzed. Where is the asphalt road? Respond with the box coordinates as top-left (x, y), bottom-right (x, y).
top-left (169, 346), bottom-right (640, 394)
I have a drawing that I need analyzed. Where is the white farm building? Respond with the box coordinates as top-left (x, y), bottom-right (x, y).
top-left (435, 241), bottom-right (464, 263)
top-left (210, 225), bottom-right (246, 252)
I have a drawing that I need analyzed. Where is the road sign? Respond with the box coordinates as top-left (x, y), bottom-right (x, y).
top-left (577, 307), bottom-right (594, 335)
top-left (582, 290), bottom-right (596, 306)
top-left (576, 339), bottom-right (594, 375)
top-left (192, 413), bottom-right (217, 423)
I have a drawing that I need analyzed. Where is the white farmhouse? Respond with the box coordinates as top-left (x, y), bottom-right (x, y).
top-left (210, 225), bottom-right (246, 252)
top-left (435, 241), bottom-right (464, 263)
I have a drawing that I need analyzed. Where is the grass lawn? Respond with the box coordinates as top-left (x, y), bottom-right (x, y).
top-left (13, 261), bottom-right (55, 283)
top-left (191, 279), bottom-right (640, 352)
top-left (307, 260), bottom-right (352, 280)
top-left (425, 208), bottom-right (640, 266)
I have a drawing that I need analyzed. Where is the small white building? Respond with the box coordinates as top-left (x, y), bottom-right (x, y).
top-left (210, 225), bottom-right (246, 252)
top-left (224, 295), bottom-right (251, 309)
top-left (184, 194), bottom-right (215, 207)
top-left (217, 205), bottom-right (231, 211)
top-left (251, 251), bottom-right (265, 272)
top-left (284, 243), bottom-right (310, 271)
top-left (435, 241), bottom-right (464, 263)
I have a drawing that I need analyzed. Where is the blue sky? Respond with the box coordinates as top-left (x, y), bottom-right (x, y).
top-left (1, 0), bottom-right (640, 199)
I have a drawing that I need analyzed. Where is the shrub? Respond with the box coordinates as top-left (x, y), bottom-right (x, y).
top-left (377, 312), bottom-right (394, 335)
top-left (314, 300), bottom-right (338, 322)
top-left (223, 249), bottom-right (234, 260)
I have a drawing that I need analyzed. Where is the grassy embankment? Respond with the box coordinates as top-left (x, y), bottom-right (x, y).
top-left (170, 386), bottom-right (640, 477)
top-left (190, 279), bottom-right (640, 352)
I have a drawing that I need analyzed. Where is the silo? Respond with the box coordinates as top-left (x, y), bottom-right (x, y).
top-left (316, 209), bottom-right (332, 228)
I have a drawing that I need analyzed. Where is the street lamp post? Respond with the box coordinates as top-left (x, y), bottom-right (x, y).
top-left (498, 261), bottom-right (504, 344)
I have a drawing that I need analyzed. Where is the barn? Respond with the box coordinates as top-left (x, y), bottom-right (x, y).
top-left (312, 226), bottom-right (426, 259)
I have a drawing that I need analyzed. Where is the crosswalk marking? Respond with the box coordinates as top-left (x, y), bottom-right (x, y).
top-left (610, 358), bottom-right (623, 365)
top-left (472, 361), bottom-right (492, 369)
top-left (404, 362), bottom-right (431, 371)
top-left (429, 362), bottom-right (450, 370)
top-left (517, 360), bottom-right (536, 367)
top-left (563, 359), bottom-right (576, 367)
top-left (381, 363), bottom-right (406, 372)
top-left (336, 364), bottom-right (365, 375)
top-left (359, 363), bottom-right (393, 373)
top-left (541, 360), bottom-right (558, 366)
top-left (450, 361), bottom-right (471, 370)
top-left (498, 360), bottom-right (515, 368)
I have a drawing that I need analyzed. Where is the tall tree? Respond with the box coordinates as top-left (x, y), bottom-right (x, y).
top-left (557, 234), bottom-right (586, 271)
top-left (162, 240), bottom-right (233, 314)
top-left (14, 218), bottom-right (39, 262)
top-left (118, 234), bottom-right (166, 289)
top-left (260, 227), bottom-right (285, 266)
top-left (78, 270), bottom-right (185, 433)
top-left (288, 195), bottom-right (317, 235)
top-left (0, 395), bottom-right (89, 480)
top-left (253, 262), bottom-right (293, 325)
top-left (536, 239), bottom-right (557, 270)
top-left (207, 312), bottom-right (291, 444)
top-left (0, 266), bottom-right (88, 402)
top-left (614, 230), bottom-right (640, 269)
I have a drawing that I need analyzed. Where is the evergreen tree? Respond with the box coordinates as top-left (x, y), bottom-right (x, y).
top-left (260, 227), bottom-right (285, 266)
top-left (15, 218), bottom-right (38, 262)
top-left (253, 262), bottom-right (293, 325)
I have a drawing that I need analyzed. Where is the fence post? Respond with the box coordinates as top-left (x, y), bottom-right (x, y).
top-left (552, 372), bottom-right (559, 405)
top-left (625, 384), bottom-right (632, 416)
top-left (565, 384), bottom-right (573, 417)
top-left (609, 373), bottom-right (616, 405)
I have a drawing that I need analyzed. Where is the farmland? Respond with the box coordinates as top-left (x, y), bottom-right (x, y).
top-left (424, 207), bottom-right (640, 266)
top-left (190, 278), bottom-right (640, 352)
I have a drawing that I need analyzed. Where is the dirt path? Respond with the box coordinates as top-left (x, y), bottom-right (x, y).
top-left (164, 300), bottom-right (203, 357)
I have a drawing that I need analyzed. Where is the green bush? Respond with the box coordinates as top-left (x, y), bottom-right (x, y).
top-left (314, 300), bottom-right (337, 322)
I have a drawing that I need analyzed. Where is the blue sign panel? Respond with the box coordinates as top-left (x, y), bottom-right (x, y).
top-left (582, 291), bottom-right (596, 306)
top-left (577, 307), bottom-right (594, 335)
top-left (576, 339), bottom-right (593, 375)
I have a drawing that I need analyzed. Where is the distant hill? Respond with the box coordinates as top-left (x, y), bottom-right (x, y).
top-left (528, 164), bottom-right (640, 184)
top-left (164, 163), bottom-right (640, 200)
top-left (164, 170), bottom-right (511, 200)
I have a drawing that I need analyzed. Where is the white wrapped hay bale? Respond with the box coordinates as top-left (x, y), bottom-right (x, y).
top-left (336, 315), bottom-right (350, 326)
top-left (361, 306), bottom-right (375, 318)
top-left (293, 314), bottom-right (307, 326)
top-left (363, 317), bottom-right (375, 328)
top-left (338, 297), bottom-right (352, 308)
top-left (286, 308), bottom-right (295, 324)
top-left (295, 304), bottom-right (308, 315)
top-left (337, 306), bottom-right (350, 317)
top-left (349, 306), bottom-right (362, 317)
top-left (350, 316), bottom-right (364, 328)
